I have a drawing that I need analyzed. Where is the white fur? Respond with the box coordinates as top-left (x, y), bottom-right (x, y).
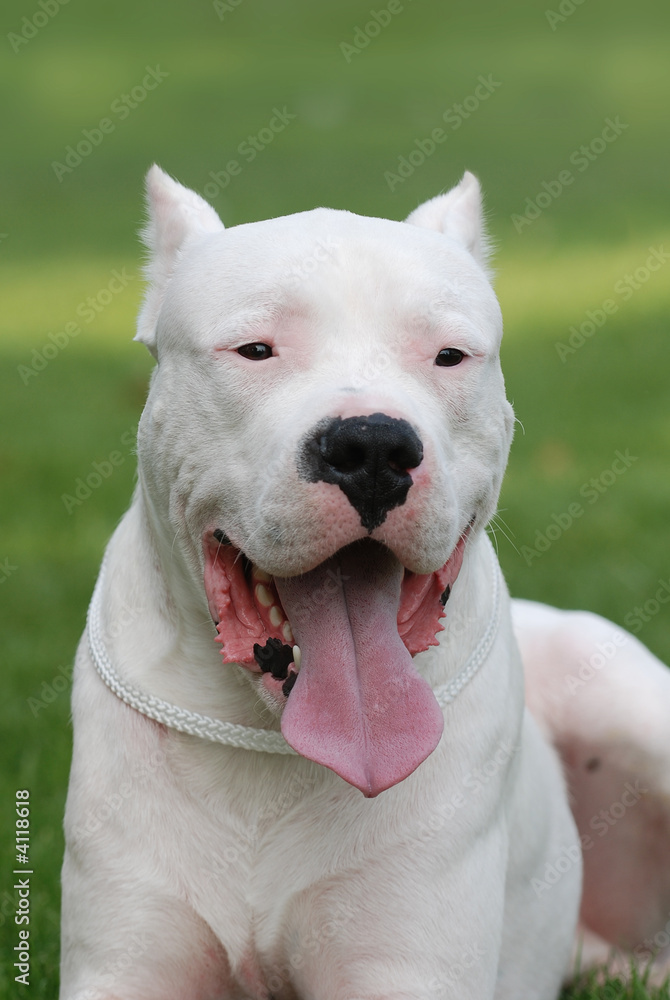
top-left (60, 167), bottom-right (669, 1000)
top-left (405, 170), bottom-right (493, 276)
top-left (135, 165), bottom-right (224, 356)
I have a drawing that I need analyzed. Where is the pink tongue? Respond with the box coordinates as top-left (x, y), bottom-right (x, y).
top-left (274, 542), bottom-right (444, 797)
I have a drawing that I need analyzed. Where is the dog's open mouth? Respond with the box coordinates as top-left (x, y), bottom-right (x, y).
top-left (204, 530), bottom-right (470, 796)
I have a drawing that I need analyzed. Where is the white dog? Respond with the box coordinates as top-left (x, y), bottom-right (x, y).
top-left (60, 166), bottom-right (670, 1000)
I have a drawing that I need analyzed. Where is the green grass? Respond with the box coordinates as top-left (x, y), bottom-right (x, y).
top-left (1, 0), bottom-right (669, 996)
top-left (562, 965), bottom-right (670, 999)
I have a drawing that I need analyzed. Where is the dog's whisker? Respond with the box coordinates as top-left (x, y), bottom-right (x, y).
top-left (492, 507), bottom-right (515, 533)
top-left (170, 529), bottom-right (181, 561)
top-left (486, 522), bottom-right (501, 556)
top-left (487, 515), bottom-right (519, 557)
top-left (196, 617), bottom-right (217, 630)
top-left (490, 513), bottom-right (521, 556)
top-left (226, 519), bottom-right (275, 568)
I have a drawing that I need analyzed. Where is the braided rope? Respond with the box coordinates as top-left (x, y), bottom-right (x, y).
top-left (87, 565), bottom-right (296, 754)
top-left (433, 543), bottom-right (501, 707)
top-left (86, 543), bottom-right (502, 754)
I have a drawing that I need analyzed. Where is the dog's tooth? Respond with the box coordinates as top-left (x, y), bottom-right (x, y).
top-left (255, 584), bottom-right (274, 608)
top-left (292, 644), bottom-right (301, 670)
top-left (283, 621), bottom-right (294, 643)
top-left (254, 567), bottom-right (272, 583)
top-left (269, 605), bottom-right (283, 627)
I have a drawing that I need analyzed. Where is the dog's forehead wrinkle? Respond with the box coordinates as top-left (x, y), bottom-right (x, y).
top-left (211, 301), bottom-right (300, 345)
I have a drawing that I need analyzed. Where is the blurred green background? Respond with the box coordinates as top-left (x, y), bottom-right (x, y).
top-left (1, 0), bottom-right (669, 996)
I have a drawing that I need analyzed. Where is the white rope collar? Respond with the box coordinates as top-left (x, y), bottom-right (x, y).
top-left (86, 544), bottom-right (502, 756)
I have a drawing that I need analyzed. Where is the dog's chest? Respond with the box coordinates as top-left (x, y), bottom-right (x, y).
top-left (156, 742), bottom-right (330, 951)
top-left (156, 741), bottom-right (434, 989)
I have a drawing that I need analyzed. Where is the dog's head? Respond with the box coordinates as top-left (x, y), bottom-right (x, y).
top-left (134, 165), bottom-right (514, 796)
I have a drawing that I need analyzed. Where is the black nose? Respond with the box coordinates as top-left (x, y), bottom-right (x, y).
top-left (301, 413), bottom-right (423, 532)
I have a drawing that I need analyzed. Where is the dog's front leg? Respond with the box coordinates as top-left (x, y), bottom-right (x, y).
top-left (60, 846), bottom-right (237, 1000)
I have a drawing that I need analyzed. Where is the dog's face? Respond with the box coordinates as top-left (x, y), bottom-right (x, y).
top-left (135, 166), bottom-right (514, 796)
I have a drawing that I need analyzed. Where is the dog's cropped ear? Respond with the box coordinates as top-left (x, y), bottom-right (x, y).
top-left (135, 164), bottom-right (224, 357)
top-left (405, 171), bottom-right (492, 276)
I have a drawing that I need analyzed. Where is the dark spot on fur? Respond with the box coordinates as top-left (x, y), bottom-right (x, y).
top-left (253, 637), bottom-right (294, 680)
top-left (282, 671), bottom-right (298, 697)
top-left (585, 757), bottom-right (601, 772)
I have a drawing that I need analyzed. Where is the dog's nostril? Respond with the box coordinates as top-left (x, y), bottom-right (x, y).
top-left (388, 443), bottom-right (421, 473)
top-left (321, 438), bottom-right (367, 475)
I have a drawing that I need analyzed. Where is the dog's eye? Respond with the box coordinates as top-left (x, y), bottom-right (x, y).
top-left (435, 348), bottom-right (465, 367)
top-left (237, 343), bottom-right (274, 361)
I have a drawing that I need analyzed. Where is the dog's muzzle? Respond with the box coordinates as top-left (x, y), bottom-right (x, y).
top-left (301, 413), bottom-right (424, 531)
